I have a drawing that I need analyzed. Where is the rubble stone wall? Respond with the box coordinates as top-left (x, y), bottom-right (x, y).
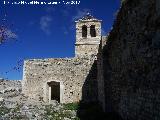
top-left (97, 36), bottom-right (107, 111)
top-left (22, 56), bottom-right (98, 103)
top-left (103, 0), bottom-right (160, 119)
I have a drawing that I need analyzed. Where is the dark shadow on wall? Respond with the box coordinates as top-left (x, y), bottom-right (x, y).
top-left (76, 61), bottom-right (101, 120)
top-left (76, 55), bottom-right (123, 120)
top-left (77, 101), bottom-right (123, 120)
top-left (80, 61), bottom-right (98, 103)
top-left (76, 0), bottom-right (160, 120)
top-left (98, 0), bottom-right (160, 120)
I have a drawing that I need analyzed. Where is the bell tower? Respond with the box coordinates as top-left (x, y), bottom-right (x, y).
top-left (75, 13), bottom-right (102, 57)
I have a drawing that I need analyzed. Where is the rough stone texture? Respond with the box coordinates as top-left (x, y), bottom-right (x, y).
top-left (97, 36), bottom-right (107, 111)
top-left (75, 45), bottom-right (100, 57)
top-left (2, 1), bottom-right (159, 119)
top-left (0, 79), bottom-right (21, 91)
top-left (75, 17), bottom-right (102, 56)
top-left (22, 14), bottom-right (105, 104)
top-left (22, 56), bottom-right (98, 103)
top-left (0, 80), bottom-right (79, 120)
top-left (0, 79), bottom-right (21, 98)
top-left (103, 0), bottom-right (160, 119)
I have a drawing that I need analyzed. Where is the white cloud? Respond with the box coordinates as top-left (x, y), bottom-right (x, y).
top-left (68, 9), bottom-right (90, 31)
top-left (40, 16), bottom-right (52, 35)
top-left (72, 9), bottom-right (90, 22)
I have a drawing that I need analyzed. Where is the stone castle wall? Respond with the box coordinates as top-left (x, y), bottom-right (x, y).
top-left (97, 36), bottom-right (107, 111)
top-left (21, 1), bottom-right (160, 119)
top-left (75, 44), bottom-right (100, 56)
top-left (103, 0), bottom-right (160, 119)
top-left (22, 15), bottom-right (103, 104)
top-left (22, 56), bottom-right (98, 103)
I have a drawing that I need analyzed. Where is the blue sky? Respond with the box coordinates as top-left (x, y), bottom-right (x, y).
top-left (0, 0), bottom-right (120, 80)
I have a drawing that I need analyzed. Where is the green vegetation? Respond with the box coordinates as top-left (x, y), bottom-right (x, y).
top-left (0, 102), bottom-right (28, 119)
top-left (12, 104), bottom-right (21, 113)
top-left (0, 106), bottom-right (10, 116)
top-left (0, 102), bottom-right (104, 119)
top-left (44, 102), bottom-right (105, 120)
top-left (44, 103), bottom-right (80, 120)
top-left (12, 115), bottom-right (28, 120)
top-left (63, 102), bottom-right (79, 110)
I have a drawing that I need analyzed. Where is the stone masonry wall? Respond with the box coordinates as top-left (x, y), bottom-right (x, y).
top-left (75, 21), bottom-right (101, 56)
top-left (22, 56), bottom-right (98, 103)
top-left (103, 0), bottom-right (160, 120)
top-left (76, 21), bottom-right (101, 42)
top-left (97, 36), bottom-right (107, 111)
top-left (75, 45), bottom-right (100, 56)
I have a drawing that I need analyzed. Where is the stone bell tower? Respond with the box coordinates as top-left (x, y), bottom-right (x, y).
top-left (75, 13), bottom-right (102, 56)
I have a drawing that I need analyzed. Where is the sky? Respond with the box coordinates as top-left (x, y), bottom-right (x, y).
top-left (0, 0), bottom-right (120, 80)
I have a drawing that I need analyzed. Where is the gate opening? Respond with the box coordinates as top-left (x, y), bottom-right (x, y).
top-left (48, 81), bottom-right (60, 102)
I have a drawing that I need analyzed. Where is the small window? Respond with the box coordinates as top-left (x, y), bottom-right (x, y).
top-left (82, 25), bottom-right (87, 38)
top-left (90, 25), bottom-right (96, 37)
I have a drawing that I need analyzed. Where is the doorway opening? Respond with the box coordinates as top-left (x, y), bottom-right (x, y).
top-left (48, 81), bottom-right (60, 102)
